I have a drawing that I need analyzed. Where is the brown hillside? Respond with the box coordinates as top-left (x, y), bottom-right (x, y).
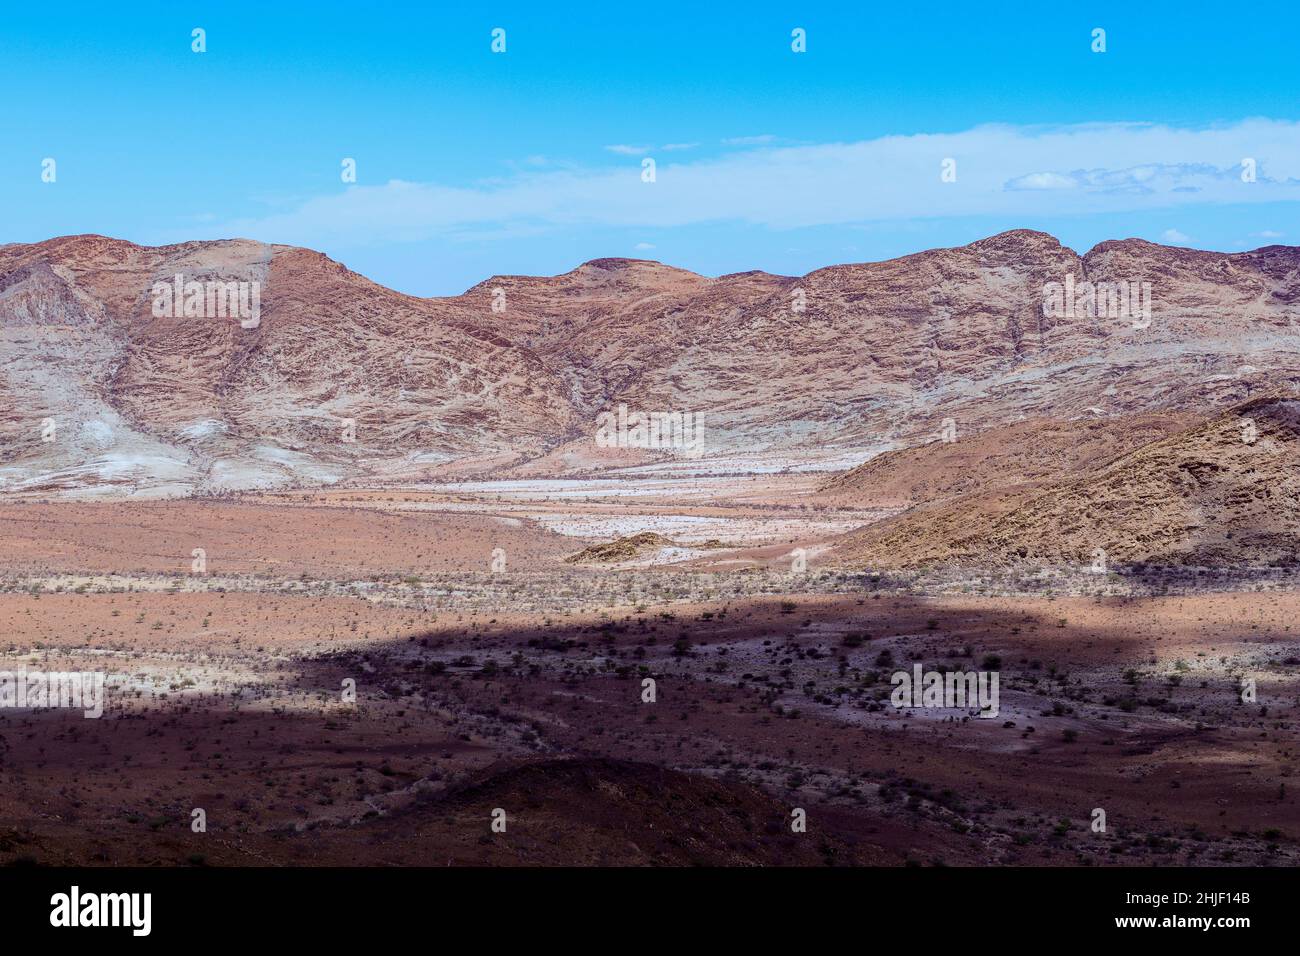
top-left (835, 397), bottom-right (1300, 569)
top-left (819, 413), bottom-right (1196, 507)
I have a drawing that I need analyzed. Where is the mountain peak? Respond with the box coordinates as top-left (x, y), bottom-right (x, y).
top-left (967, 229), bottom-right (1069, 253)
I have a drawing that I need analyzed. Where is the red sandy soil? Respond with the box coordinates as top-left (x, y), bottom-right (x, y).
top-left (0, 499), bottom-right (571, 577)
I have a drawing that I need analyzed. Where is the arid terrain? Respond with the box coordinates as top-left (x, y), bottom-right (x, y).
top-left (2, 233), bottom-right (1299, 866)
top-left (3, 474), bottom-right (1298, 867)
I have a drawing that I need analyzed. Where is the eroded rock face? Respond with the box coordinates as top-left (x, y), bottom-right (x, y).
top-left (2, 230), bottom-right (1298, 495)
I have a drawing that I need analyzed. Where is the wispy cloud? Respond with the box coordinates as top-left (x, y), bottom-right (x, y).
top-left (1007, 162), bottom-right (1237, 195)
top-left (604, 142), bottom-right (698, 155)
top-left (215, 120), bottom-right (1300, 247)
top-left (722, 134), bottom-right (778, 146)
top-left (1004, 171), bottom-right (1077, 190)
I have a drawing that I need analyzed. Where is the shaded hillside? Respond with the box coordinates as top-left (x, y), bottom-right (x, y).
top-left (377, 758), bottom-right (888, 866)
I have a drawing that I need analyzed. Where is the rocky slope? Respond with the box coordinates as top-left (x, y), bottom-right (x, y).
top-left (2, 231), bottom-right (1298, 495)
top-left (834, 397), bottom-right (1300, 570)
top-left (818, 412), bottom-right (1197, 507)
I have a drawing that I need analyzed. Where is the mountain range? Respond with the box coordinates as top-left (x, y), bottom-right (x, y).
top-left (2, 230), bottom-right (1297, 495)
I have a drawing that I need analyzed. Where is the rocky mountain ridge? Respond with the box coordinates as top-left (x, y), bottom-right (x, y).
top-left (2, 230), bottom-right (1297, 495)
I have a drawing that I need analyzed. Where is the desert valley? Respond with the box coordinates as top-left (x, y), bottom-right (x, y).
top-left (1, 230), bottom-right (1299, 866)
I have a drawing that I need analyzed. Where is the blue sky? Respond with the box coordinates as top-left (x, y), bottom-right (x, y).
top-left (3, 1), bottom-right (1298, 295)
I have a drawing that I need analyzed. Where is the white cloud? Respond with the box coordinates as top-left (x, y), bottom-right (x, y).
top-left (1161, 228), bottom-right (1192, 243)
top-left (634, 242), bottom-right (656, 250)
top-left (216, 119), bottom-right (1300, 247)
top-left (1004, 171), bottom-right (1078, 190)
top-left (722, 135), bottom-right (777, 146)
top-left (1253, 229), bottom-right (1284, 238)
